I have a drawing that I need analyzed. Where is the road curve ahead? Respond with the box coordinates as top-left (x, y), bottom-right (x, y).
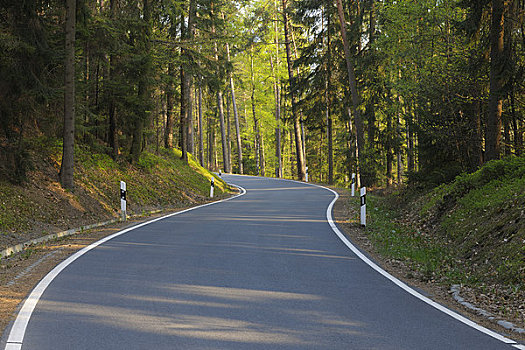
top-left (3, 175), bottom-right (522, 349)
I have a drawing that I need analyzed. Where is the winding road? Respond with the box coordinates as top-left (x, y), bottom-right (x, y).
top-left (2, 175), bottom-right (523, 349)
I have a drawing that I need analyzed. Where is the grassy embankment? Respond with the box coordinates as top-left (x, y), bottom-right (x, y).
top-left (0, 137), bottom-right (232, 249)
top-left (360, 156), bottom-right (524, 319)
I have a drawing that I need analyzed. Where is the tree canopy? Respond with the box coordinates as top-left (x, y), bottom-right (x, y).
top-left (1, 0), bottom-right (524, 188)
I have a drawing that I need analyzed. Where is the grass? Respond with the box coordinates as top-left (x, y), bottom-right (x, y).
top-left (0, 138), bottom-right (232, 242)
top-left (365, 194), bottom-right (455, 283)
top-left (362, 155), bottom-right (525, 289)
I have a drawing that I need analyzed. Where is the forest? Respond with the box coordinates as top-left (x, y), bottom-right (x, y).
top-left (1, 0), bottom-right (524, 189)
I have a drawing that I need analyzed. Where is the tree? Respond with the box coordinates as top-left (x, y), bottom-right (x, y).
top-left (335, 0), bottom-right (365, 184)
top-left (60, 0), bottom-right (77, 189)
top-left (486, 0), bottom-right (506, 161)
top-left (282, 0), bottom-right (306, 181)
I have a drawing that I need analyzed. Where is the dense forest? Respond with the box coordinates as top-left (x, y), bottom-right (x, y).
top-left (1, 0), bottom-right (524, 189)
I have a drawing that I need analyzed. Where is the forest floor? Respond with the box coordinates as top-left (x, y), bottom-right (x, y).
top-left (332, 155), bottom-right (525, 343)
top-left (0, 141), bottom-right (233, 337)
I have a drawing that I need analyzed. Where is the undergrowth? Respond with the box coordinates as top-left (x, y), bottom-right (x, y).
top-left (363, 155), bottom-right (525, 290)
top-left (0, 137), bottom-right (231, 242)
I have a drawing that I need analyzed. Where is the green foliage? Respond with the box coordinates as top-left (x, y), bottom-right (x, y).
top-left (365, 194), bottom-right (453, 282)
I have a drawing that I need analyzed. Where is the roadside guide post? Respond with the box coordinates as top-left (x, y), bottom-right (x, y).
top-left (120, 181), bottom-right (127, 221)
top-left (360, 187), bottom-right (366, 227)
top-left (351, 173), bottom-right (356, 197)
top-left (210, 177), bottom-right (215, 198)
top-left (305, 167), bottom-right (309, 182)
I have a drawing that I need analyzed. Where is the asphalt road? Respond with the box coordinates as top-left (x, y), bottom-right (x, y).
top-left (3, 175), bottom-right (523, 349)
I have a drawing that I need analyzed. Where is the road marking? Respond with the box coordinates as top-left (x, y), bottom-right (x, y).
top-left (211, 175), bottom-right (521, 347)
top-left (3, 186), bottom-right (246, 350)
top-left (317, 185), bottom-right (517, 346)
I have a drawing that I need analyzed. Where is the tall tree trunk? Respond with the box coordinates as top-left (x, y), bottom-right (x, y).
top-left (335, 0), bottom-right (365, 182)
top-left (486, 0), bottom-right (505, 161)
top-left (216, 91), bottom-right (229, 172)
top-left (107, 0), bottom-right (118, 159)
top-left (260, 131), bottom-right (266, 177)
top-left (226, 43), bottom-right (243, 174)
top-left (226, 90), bottom-right (232, 169)
top-left (187, 80), bottom-right (194, 155)
top-left (325, 5), bottom-right (333, 185)
top-left (131, 0), bottom-right (151, 164)
top-left (386, 103), bottom-right (393, 187)
top-left (270, 55), bottom-right (282, 178)
top-left (164, 63), bottom-right (174, 149)
top-left (282, 0), bottom-right (306, 181)
top-left (510, 84), bottom-right (522, 156)
top-left (250, 46), bottom-right (261, 176)
top-left (212, 13), bottom-right (231, 173)
top-left (198, 78), bottom-right (205, 166)
top-left (207, 109), bottom-right (215, 170)
top-left (179, 64), bottom-right (187, 156)
top-left (272, 1), bottom-right (282, 178)
top-left (366, 0), bottom-right (377, 153)
top-left (185, 0), bottom-right (196, 157)
top-left (60, 0), bottom-right (76, 189)
top-left (180, 13), bottom-right (188, 161)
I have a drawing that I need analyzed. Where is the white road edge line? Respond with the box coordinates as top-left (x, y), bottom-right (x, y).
top-left (3, 185), bottom-right (246, 350)
top-left (314, 184), bottom-right (517, 346)
top-left (222, 174), bottom-right (521, 346)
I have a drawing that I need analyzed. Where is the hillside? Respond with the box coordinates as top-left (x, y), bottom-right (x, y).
top-left (0, 137), bottom-right (232, 251)
top-left (364, 155), bottom-right (525, 330)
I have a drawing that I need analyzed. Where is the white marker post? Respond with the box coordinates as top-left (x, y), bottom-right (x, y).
top-left (351, 173), bottom-right (356, 197)
top-left (120, 181), bottom-right (127, 221)
top-left (210, 178), bottom-right (215, 198)
top-left (360, 187), bottom-right (366, 227)
top-left (305, 167), bottom-right (309, 182)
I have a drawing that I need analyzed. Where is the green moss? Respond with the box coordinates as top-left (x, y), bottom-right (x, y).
top-left (367, 155), bottom-right (525, 289)
top-left (365, 194), bottom-right (454, 283)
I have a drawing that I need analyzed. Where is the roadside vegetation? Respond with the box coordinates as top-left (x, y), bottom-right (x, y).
top-left (0, 137), bottom-right (231, 250)
top-left (362, 155), bottom-right (525, 326)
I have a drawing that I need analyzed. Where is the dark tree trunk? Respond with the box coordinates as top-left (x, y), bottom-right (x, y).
top-left (282, 0), bottom-right (306, 181)
top-left (486, 0), bottom-right (505, 161)
top-left (270, 55), bottom-right (282, 178)
top-left (164, 63), bottom-right (174, 149)
top-left (335, 0), bottom-right (365, 182)
top-left (60, 0), bottom-right (76, 189)
top-left (107, 0), bottom-right (118, 159)
top-left (131, 0), bottom-right (151, 164)
top-left (273, 0), bottom-right (282, 178)
top-left (198, 78), bottom-right (205, 166)
top-left (226, 42), bottom-right (243, 174)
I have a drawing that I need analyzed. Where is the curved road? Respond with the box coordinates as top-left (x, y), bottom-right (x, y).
top-left (3, 175), bottom-right (523, 349)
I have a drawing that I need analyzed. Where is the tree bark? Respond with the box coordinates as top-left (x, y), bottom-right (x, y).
top-left (335, 0), bottom-right (365, 181)
top-left (212, 11), bottom-right (231, 173)
top-left (226, 90), bottom-right (232, 169)
top-left (185, 0), bottom-right (196, 156)
top-left (273, 1), bottom-right (282, 178)
top-left (270, 55), bottom-right (282, 178)
top-left (325, 5), bottom-right (333, 185)
top-left (60, 0), bottom-right (76, 189)
top-left (198, 78), bottom-right (205, 166)
top-left (130, 0), bottom-right (151, 164)
top-left (164, 63), bottom-right (174, 149)
top-left (282, 0), bottom-right (306, 181)
top-left (486, 0), bottom-right (505, 161)
top-left (250, 46), bottom-right (261, 176)
top-left (226, 43), bottom-right (243, 174)
top-left (107, 0), bottom-right (118, 159)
